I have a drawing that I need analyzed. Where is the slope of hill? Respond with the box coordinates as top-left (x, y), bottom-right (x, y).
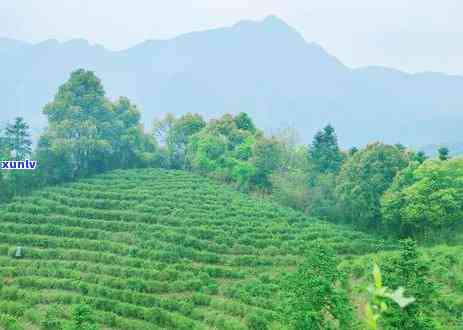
top-left (0, 168), bottom-right (390, 329)
top-left (2, 16), bottom-right (463, 147)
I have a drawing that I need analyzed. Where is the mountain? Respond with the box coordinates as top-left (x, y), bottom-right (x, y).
top-left (1, 15), bottom-right (463, 147)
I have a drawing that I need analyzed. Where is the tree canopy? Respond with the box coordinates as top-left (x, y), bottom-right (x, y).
top-left (381, 158), bottom-right (463, 238)
top-left (336, 143), bottom-right (410, 229)
top-left (38, 69), bottom-right (158, 182)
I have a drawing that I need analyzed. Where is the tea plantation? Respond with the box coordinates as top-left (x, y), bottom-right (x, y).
top-left (0, 168), bottom-right (452, 329)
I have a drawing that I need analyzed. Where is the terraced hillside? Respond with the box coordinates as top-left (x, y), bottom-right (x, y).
top-left (0, 169), bottom-right (391, 329)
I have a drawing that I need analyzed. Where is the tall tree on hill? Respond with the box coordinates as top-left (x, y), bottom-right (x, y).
top-left (306, 125), bottom-right (345, 220)
top-left (336, 142), bottom-right (410, 229)
top-left (110, 97), bottom-right (159, 169)
top-left (38, 69), bottom-right (159, 183)
top-left (251, 137), bottom-right (283, 190)
top-left (166, 113), bottom-right (206, 169)
top-left (4, 117), bottom-right (32, 159)
top-left (234, 112), bottom-right (256, 133)
top-left (0, 118), bottom-right (35, 198)
top-left (308, 125), bottom-right (344, 175)
top-left (412, 151), bottom-right (427, 164)
top-left (438, 147), bottom-right (449, 161)
top-left (41, 69), bottom-right (113, 179)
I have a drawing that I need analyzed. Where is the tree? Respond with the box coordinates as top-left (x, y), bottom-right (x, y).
top-left (41, 69), bottom-right (113, 179)
top-left (187, 131), bottom-right (228, 175)
top-left (0, 118), bottom-right (35, 198)
top-left (251, 137), bottom-right (282, 190)
top-left (438, 147), bottom-right (449, 161)
top-left (308, 125), bottom-right (344, 175)
top-left (306, 172), bottom-right (341, 220)
top-left (336, 143), bottom-right (410, 229)
top-left (305, 125), bottom-right (345, 220)
top-left (270, 128), bottom-right (310, 210)
top-left (381, 158), bottom-right (463, 238)
top-left (153, 113), bottom-right (176, 147)
top-left (186, 113), bottom-right (266, 190)
top-left (234, 112), bottom-right (256, 133)
top-left (348, 147), bottom-right (358, 156)
top-left (167, 113), bottom-right (205, 169)
top-left (4, 117), bottom-right (32, 159)
top-left (412, 151), bottom-right (427, 164)
top-left (280, 241), bottom-right (355, 329)
top-left (110, 97), bottom-right (159, 169)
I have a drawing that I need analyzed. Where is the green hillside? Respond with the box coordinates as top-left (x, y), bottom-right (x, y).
top-left (0, 168), bottom-right (392, 329)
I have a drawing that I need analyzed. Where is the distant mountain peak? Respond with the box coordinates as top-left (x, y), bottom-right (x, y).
top-left (231, 15), bottom-right (305, 45)
top-left (262, 14), bottom-right (289, 26)
top-left (233, 15), bottom-right (292, 30)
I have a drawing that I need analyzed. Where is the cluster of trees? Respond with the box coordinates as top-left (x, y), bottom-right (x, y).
top-left (38, 69), bottom-right (160, 183)
top-left (1, 70), bottom-right (161, 202)
top-left (1, 68), bottom-right (462, 239)
top-left (270, 125), bottom-right (462, 239)
top-left (154, 111), bottom-right (281, 190)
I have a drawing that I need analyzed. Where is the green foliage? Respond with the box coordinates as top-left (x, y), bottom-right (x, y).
top-left (38, 69), bottom-right (159, 183)
top-left (308, 125), bottom-right (344, 175)
top-left (0, 314), bottom-right (23, 330)
top-left (379, 240), bottom-right (437, 329)
top-left (70, 304), bottom-right (99, 330)
top-left (363, 263), bottom-right (415, 330)
top-left (109, 97), bottom-right (159, 169)
top-left (279, 241), bottom-right (355, 330)
top-left (42, 304), bottom-right (63, 330)
top-left (184, 113), bottom-right (281, 190)
top-left (412, 151), bottom-right (427, 164)
top-left (336, 142), bottom-right (410, 229)
top-left (306, 172), bottom-right (340, 220)
top-left (251, 137), bottom-right (283, 190)
top-left (438, 147), bottom-right (450, 161)
top-left (234, 112), bottom-right (256, 133)
top-left (3, 117), bottom-right (32, 160)
top-left (270, 168), bottom-right (309, 211)
top-left (246, 313), bottom-right (269, 330)
top-left (166, 113), bottom-right (206, 169)
top-left (0, 118), bottom-right (36, 201)
top-left (302, 125), bottom-right (345, 220)
top-left (381, 158), bottom-right (463, 238)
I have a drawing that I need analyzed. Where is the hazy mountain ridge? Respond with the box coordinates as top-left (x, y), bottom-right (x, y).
top-left (1, 15), bottom-right (463, 147)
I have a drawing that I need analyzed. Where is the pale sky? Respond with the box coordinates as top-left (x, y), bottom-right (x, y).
top-left (1, 0), bottom-right (462, 74)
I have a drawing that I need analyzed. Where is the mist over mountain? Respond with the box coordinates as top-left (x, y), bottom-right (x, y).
top-left (2, 15), bottom-right (463, 148)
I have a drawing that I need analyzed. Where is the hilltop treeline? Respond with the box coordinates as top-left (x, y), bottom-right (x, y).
top-left (1, 69), bottom-right (462, 239)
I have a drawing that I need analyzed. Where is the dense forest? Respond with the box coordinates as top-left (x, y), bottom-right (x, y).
top-left (1, 69), bottom-right (462, 329)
